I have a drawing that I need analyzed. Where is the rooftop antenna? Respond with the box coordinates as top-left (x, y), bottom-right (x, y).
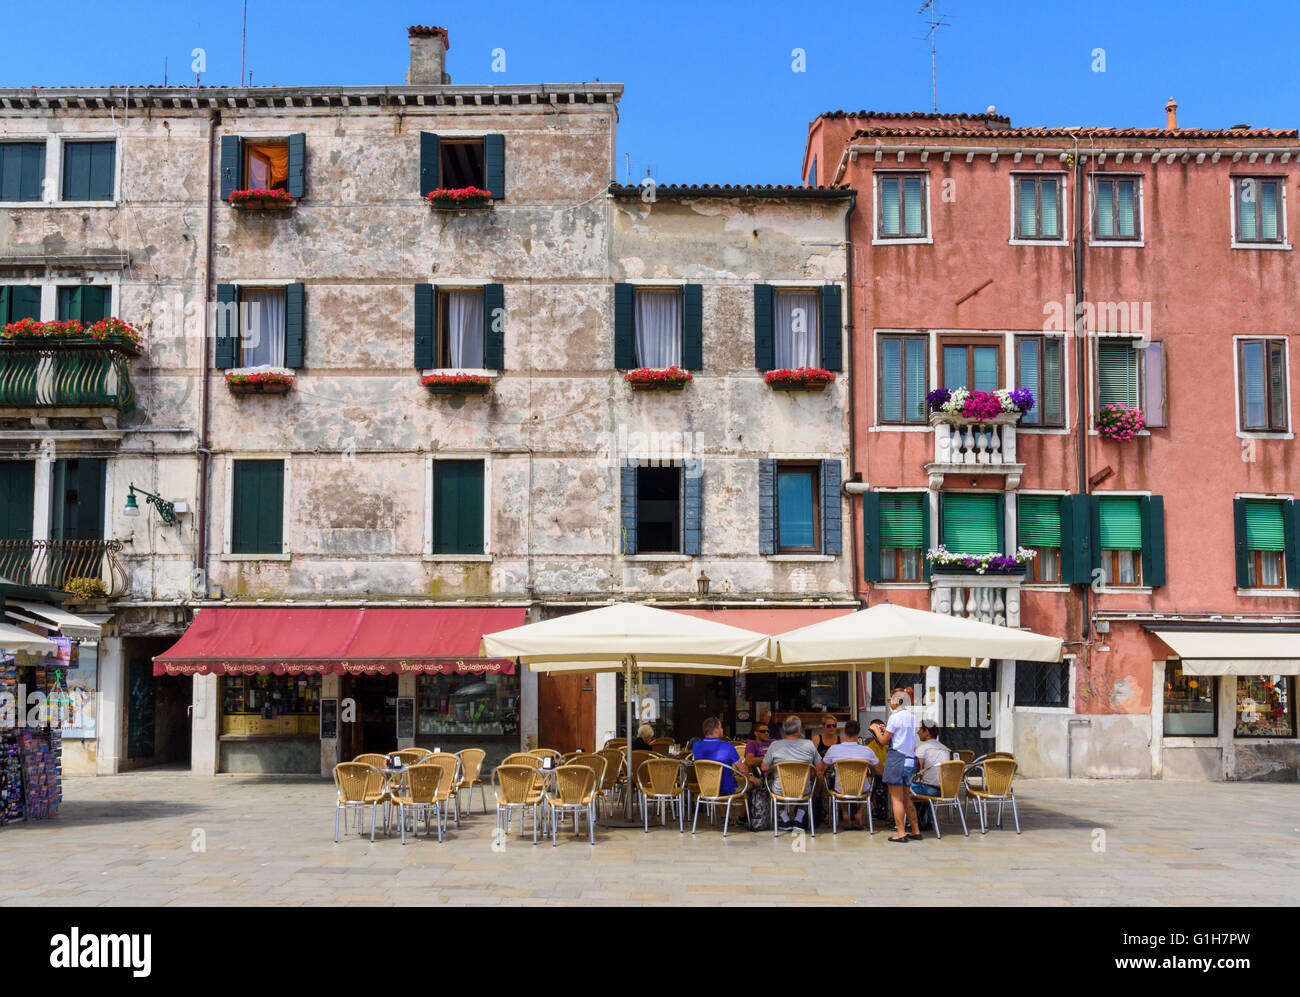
top-left (164, 56), bottom-right (168, 87)
top-left (625, 152), bottom-right (630, 184)
top-left (918, 0), bottom-right (950, 113)
top-left (240, 0), bottom-right (248, 88)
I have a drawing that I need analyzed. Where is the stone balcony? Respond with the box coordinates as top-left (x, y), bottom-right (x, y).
top-left (925, 411), bottom-right (1024, 491)
top-left (930, 571), bottom-right (1023, 627)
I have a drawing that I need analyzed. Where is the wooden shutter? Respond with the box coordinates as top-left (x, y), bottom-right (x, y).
top-left (414, 283), bottom-right (435, 369)
top-left (758, 458), bottom-right (776, 555)
top-left (73, 459), bottom-right (106, 540)
top-left (419, 132), bottom-right (440, 197)
top-left (219, 135), bottom-right (242, 201)
top-left (1143, 341), bottom-right (1167, 428)
top-left (613, 284), bottom-right (636, 369)
top-left (860, 491), bottom-right (881, 581)
top-left (921, 495), bottom-right (931, 580)
top-left (753, 284), bottom-right (775, 371)
top-left (59, 286), bottom-right (82, 321)
top-left (620, 463), bottom-right (637, 555)
top-left (235, 460), bottom-right (285, 555)
top-left (12, 285), bottom-right (40, 322)
top-left (1059, 494), bottom-right (1094, 584)
top-left (61, 143), bottom-right (88, 201)
top-left (286, 133), bottom-right (307, 199)
top-left (483, 283), bottom-right (505, 370)
top-left (215, 284), bottom-right (238, 369)
top-left (0, 461), bottom-right (35, 541)
top-left (483, 134), bottom-right (505, 199)
top-left (1140, 495), bottom-right (1166, 587)
top-left (682, 466), bottom-right (702, 556)
top-left (232, 461), bottom-right (257, 554)
top-left (1233, 498), bottom-right (1250, 588)
top-left (0, 142), bottom-right (44, 202)
top-left (433, 461), bottom-right (484, 555)
top-left (681, 284), bottom-right (703, 370)
top-left (0, 287), bottom-right (7, 325)
top-left (283, 283), bottom-right (305, 368)
top-left (1285, 500), bottom-right (1300, 590)
top-left (820, 460), bottom-right (842, 555)
top-left (88, 142), bottom-right (115, 201)
top-left (819, 284), bottom-right (843, 371)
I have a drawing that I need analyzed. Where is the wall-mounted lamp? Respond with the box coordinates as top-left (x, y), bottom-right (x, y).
top-left (696, 571), bottom-right (711, 597)
top-left (124, 483), bottom-right (177, 525)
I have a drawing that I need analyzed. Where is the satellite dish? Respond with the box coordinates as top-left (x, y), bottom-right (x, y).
top-left (987, 105), bottom-right (997, 115)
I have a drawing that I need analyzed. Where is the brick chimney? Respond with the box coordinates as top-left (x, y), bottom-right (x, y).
top-left (407, 25), bottom-right (450, 85)
top-left (1165, 96), bottom-right (1178, 130)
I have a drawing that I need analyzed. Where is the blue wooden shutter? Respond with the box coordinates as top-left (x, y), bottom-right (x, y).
top-left (754, 284), bottom-right (775, 371)
top-left (620, 464), bottom-right (637, 555)
top-left (283, 283), bottom-right (305, 368)
top-left (819, 284), bottom-right (842, 371)
top-left (613, 284), bottom-right (636, 369)
top-left (419, 132), bottom-right (440, 197)
top-left (483, 134), bottom-right (505, 199)
top-left (1285, 500), bottom-right (1300, 590)
top-left (682, 467), bottom-right (702, 556)
top-left (1233, 498), bottom-right (1250, 588)
top-left (286, 133), bottom-right (306, 199)
top-left (758, 458), bottom-right (776, 555)
top-left (682, 284), bottom-right (703, 370)
top-left (1140, 495), bottom-right (1166, 587)
top-left (215, 284), bottom-right (238, 369)
top-left (820, 460), bottom-right (842, 555)
top-left (483, 283), bottom-right (505, 370)
top-left (219, 135), bottom-right (242, 201)
top-left (414, 284), bottom-right (435, 369)
top-left (860, 491), bottom-right (881, 581)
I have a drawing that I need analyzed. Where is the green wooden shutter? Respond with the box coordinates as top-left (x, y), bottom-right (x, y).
top-left (682, 466), bottom-right (702, 556)
top-left (483, 134), bottom-right (505, 199)
top-left (219, 135), bottom-right (242, 200)
top-left (613, 284), bottom-right (636, 369)
top-left (941, 493), bottom-right (1000, 554)
top-left (861, 490), bottom-right (881, 581)
top-left (757, 459), bottom-right (776, 555)
top-left (88, 141), bottom-right (115, 201)
top-left (483, 283), bottom-right (505, 370)
top-left (620, 463), bottom-right (638, 555)
top-left (1018, 495), bottom-right (1062, 547)
top-left (753, 284), bottom-right (775, 371)
top-left (819, 284), bottom-right (842, 371)
top-left (1284, 500), bottom-right (1299, 590)
top-left (0, 287), bottom-right (7, 325)
top-left (433, 461), bottom-right (485, 555)
top-left (12, 286), bottom-right (40, 322)
top-left (414, 283), bottom-right (435, 369)
top-left (1233, 498), bottom-right (1250, 588)
top-left (72, 458), bottom-right (106, 541)
top-left (1059, 494), bottom-right (1093, 584)
top-left (1098, 497), bottom-right (1143, 549)
top-left (215, 284), bottom-right (238, 369)
top-left (681, 284), bottom-right (703, 370)
top-left (259, 461), bottom-right (285, 554)
top-left (0, 461), bottom-right (35, 540)
top-left (61, 143), bottom-right (89, 201)
top-left (419, 132), bottom-right (440, 197)
top-left (231, 461), bottom-right (256, 554)
top-left (286, 133), bottom-right (307, 199)
top-left (58, 287), bottom-right (81, 321)
top-left (1140, 495), bottom-right (1165, 587)
top-left (284, 283), bottom-right (305, 368)
top-left (820, 459), bottom-right (842, 556)
top-left (0, 142), bottom-right (45, 202)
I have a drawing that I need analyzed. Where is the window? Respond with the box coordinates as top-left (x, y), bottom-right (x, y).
top-left (51, 458), bottom-right (105, 542)
top-left (417, 672), bottom-right (518, 739)
top-left (774, 290), bottom-right (819, 369)
top-left (440, 139), bottom-right (485, 189)
top-left (0, 142), bottom-right (46, 202)
top-left (1243, 500), bottom-right (1287, 588)
top-left (878, 334), bottom-right (927, 423)
top-left (634, 288), bottom-right (682, 369)
top-left (1234, 177), bottom-right (1284, 244)
top-left (635, 465), bottom-right (681, 554)
top-left (61, 140), bottom-right (115, 202)
top-left (940, 336), bottom-right (1002, 392)
top-left (1163, 660), bottom-right (1216, 736)
top-left (1238, 338), bottom-right (1288, 432)
top-left (431, 460), bottom-right (486, 555)
top-left (231, 460), bottom-right (284, 555)
top-left (1015, 335), bottom-right (1065, 427)
top-left (244, 140), bottom-right (289, 190)
top-left (1014, 174), bottom-right (1063, 240)
top-left (437, 289), bottom-right (485, 368)
top-left (776, 464), bottom-right (820, 553)
top-left (879, 493), bottom-right (925, 581)
top-left (56, 286), bottom-right (111, 323)
top-left (1015, 660), bottom-right (1071, 707)
top-left (420, 133), bottom-right (504, 199)
top-left (1018, 495), bottom-right (1062, 583)
top-left (1097, 496), bottom-right (1142, 586)
top-left (1091, 176), bottom-right (1140, 241)
top-left (1235, 675), bottom-right (1294, 738)
top-left (238, 288), bottom-right (287, 367)
top-left (941, 493), bottom-right (1001, 555)
top-left (0, 285), bottom-right (42, 324)
top-left (1095, 338), bottom-right (1166, 427)
top-left (876, 172), bottom-right (928, 239)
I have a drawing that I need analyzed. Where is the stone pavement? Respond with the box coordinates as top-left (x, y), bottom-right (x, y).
top-left (1, 772), bottom-right (1298, 906)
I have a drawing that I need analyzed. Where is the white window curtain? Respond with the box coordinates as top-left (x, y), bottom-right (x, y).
top-left (775, 291), bottom-right (818, 368)
top-left (634, 289), bottom-right (681, 368)
top-left (241, 289), bottom-right (286, 367)
top-left (446, 291), bottom-right (484, 368)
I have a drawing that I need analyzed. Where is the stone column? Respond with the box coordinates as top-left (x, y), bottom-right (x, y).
top-left (595, 672), bottom-right (617, 747)
top-left (320, 673), bottom-right (340, 776)
top-left (191, 673), bottom-right (219, 775)
top-left (520, 665), bottom-right (538, 751)
top-left (95, 637), bottom-right (125, 774)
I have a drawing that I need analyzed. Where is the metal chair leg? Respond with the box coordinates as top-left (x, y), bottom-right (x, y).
top-left (722, 799), bottom-right (732, 837)
top-left (930, 799), bottom-right (941, 839)
top-left (692, 796), bottom-right (702, 834)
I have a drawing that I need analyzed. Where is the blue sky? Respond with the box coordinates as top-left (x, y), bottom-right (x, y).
top-left (7, 1), bottom-right (1300, 184)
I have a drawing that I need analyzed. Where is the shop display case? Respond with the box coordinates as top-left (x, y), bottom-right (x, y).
top-left (221, 675), bottom-right (321, 736)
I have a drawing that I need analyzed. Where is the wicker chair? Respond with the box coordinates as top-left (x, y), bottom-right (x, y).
top-left (910, 759), bottom-right (968, 838)
top-left (635, 758), bottom-right (687, 832)
top-left (690, 760), bottom-right (749, 835)
top-left (529, 748), bottom-right (563, 763)
top-left (650, 738), bottom-right (674, 756)
top-left (567, 752), bottom-right (609, 788)
top-left (827, 759), bottom-right (875, 834)
top-left (398, 747), bottom-right (432, 763)
top-left (388, 761), bottom-right (456, 843)
top-left (966, 757), bottom-right (1020, 834)
top-left (603, 737), bottom-right (627, 750)
top-left (594, 749), bottom-right (626, 815)
top-left (353, 752), bottom-right (389, 769)
top-left (503, 752), bottom-right (543, 768)
top-left (494, 764), bottom-right (547, 844)
top-left (767, 761), bottom-right (817, 837)
top-left (455, 748), bottom-right (488, 813)
top-left (333, 762), bottom-right (388, 842)
top-left (627, 749), bottom-right (657, 808)
top-left (416, 753), bottom-right (462, 828)
top-left (681, 759), bottom-right (700, 811)
top-left (954, 749), bottom-right (975, 766)
top-left (547, 765), bottom-right (600, 846)
top-left (964, 751), bottom-right (1012, 793)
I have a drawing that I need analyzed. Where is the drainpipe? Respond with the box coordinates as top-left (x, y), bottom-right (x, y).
top-left (1073, 141), bottom-right (1089, 640)
top-left (842, 190), bottom-right (863, 606)
top-left (196, 112), bottom-right (219, 597)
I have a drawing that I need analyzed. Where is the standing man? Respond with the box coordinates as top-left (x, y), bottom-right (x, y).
top-left (870, 690), bottom-right (922, 842)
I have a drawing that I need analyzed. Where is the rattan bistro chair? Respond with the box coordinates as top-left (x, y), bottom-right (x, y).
top-left (767, 761), bottom-right (817, 838)
top-left (529, 748), bottom-right (563, 763)
top-left (397, 748), bottom-right (431, 765)
top-left (387, 761), bottom-right (454, 843)
top-left (547, 765), bottom-right (600, 846)
top-left (827, 759), bottom-right (875, 834)
top-left (910, 759), bottom-right (968, 838)
top-left (954, 749), bottom-right (975, 766)
top-left (417, 753), bottom-right (463, 828)
top-left (354, 752), bottom-right (389, 768)
top-left (494, 764), bottom-right (547, 844)
top-left (594, 749), bottom-right (626, 815)
top-left (690, 760), bottom-right (749, 836)
top-left (966, 757), bottom-right (1020, 834)
top-left (455, 748), bottom-right (488, 814)
top-left (650, 738), bottom-right (674, 756)
top-left (503, 752), bottom-right (543, 768)
top-left (635, 758), bottom-right (687, 832)
top-left (333, 762), bottom-right (388, 842)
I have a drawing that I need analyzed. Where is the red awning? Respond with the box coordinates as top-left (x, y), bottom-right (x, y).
top-left (672, 607), bottom-right (856, 635)
top-left (153, 606), bottom-right (525, 676)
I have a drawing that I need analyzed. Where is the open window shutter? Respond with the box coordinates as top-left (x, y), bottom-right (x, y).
top-left (921, 496), bottom-right (931, 581)
top-left (1140, 495), bottom-right (1165, 587)
top-left (1233, 498), bottom-right (1250, 588)
top-left (682, 467), bottom-right (702, 556)
top-left (1059, 494), bottom-right (1093, 584)
top-left (0, 288), bottom-right (8, 324)
top-left (1285, 500), bottom-right (1300, 590)
top-left (820, 459), bottom-right (842, 555)
top-left (483, 134), bottom-right (506, 199)
top-left (620, 464), bottom-right (637, 555)
top-left (482, 283), bottom-right (505, 370)
top-left (215, 284), bottom-right (238, 369)
top-left (419, 132), bottom-right (440, 197)
top-left (753, 284), bottom-right (775, 371)
top-left (286, 133), bottom-right (307, 199)
top-left (758, 459), bottom-right (776, 556)
top-left (613, 284), bottom-right (636, 369)
top-left (74, 459), bottom-right (106, 540)
top-left (1089, 496), bottom-right (1102, 576)
top-left (1143, 341), bottom-right (1167, 428)
top-left (283, 283), bottom-right (305, 368)
top-left (414, 283), bottom-right (435, 369)
top-left (819, 284), bottom-right (842, 372)
top-left (682, 284), bottom-right (703, 370)
top-left (13, 286), bottom-right (41, 322)
top-left (861, 491), bottom-right (881, 581)
top-left (219, 135), bottom-right (242, 201)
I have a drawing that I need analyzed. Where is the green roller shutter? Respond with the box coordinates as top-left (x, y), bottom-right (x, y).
top-left (819, 284), bottom-right (842, 371)
top-left (613, 284), bottom-right (636, 369)
top-left (219, 135), bottom-right (242, 200)
top-left (1233, 498), bottom-right (1250, 589)
top-left (283, 283), bottom-right (305, 368)
top-left (483, 283), bottom-right (505, 370)
top-left (414, 283), bottom-right (435, 369)
top-left (215, 284), bottom-right (239, 369)
top-left (433, 460), bottom-right (485, 555)
top-left (879, 493), bottom-right (925, 548)
top-left (1018, 495), bottom-right (1062, 547)
top-left (861, 491), bottom-right (881, 581)
top-left (232, 460), bottom-right (284, 555)
top-left (753, 284), bottom-right (774, 371)
top-left (681, 284), bottom-right (703, 370)
top-left (1245, 500), bottom-right (1286, 550)
top-left (483, 134), bottom-right (505, 199)
top-left (941, 493), bottom-right (1000, 554)
top-left (419, 132), bottom-right (440, 196)
top-left (1098, 497), bottom-right (1142, 549)
top-left (286, 133), bottom-right (307, 199)
top-left (1140, 495), bottom-right (1165, 587)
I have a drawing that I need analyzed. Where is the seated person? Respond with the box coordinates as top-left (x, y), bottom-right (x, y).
top-left (745, 718), bottom-right (773, 769)
top-left (631, 723), bottom-right (657, 752)
top-left (760, 715), bottom-right (824, 827)
top-left (692, 716), bottom-right (747, 796)
top-left (821, 720), bottom-right (880, 828)
top-left (912, 724), bottom-right (951, 798)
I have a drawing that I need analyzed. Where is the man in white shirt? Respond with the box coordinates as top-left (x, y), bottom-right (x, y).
top-left (822, 720), bottom-right (880, 829)
top-left (869, 690), bottom-right (922, 842)
top-left (912, 724), bottom-right (951, 798)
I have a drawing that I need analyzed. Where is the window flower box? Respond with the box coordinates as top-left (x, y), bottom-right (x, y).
top-left (426, 186), bottom-right (493, 210)
top-left (927, 387), bottom-right (1034, 419)
top-left (925, 546), bottom-right (1035, 575)
top-left (1, 317), bottom-right (143, 356)
top-left (422, 372), bottom-right (491, 394)
top-left (624, 366), bottom-right (692, 391)
top-left (229, 188), bottom-right (296, 210)
top-left (226, 369), bottom-right (295, 395)
top-left (1096, 402), bottom-right (1145, 440)
top-left (765, 367), bottom-right (835, 391)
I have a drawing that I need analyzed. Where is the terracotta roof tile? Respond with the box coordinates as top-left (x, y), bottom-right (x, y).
top-left (407, 25), bottom-right (450, 48)
top-left (609, 183), bottom-right (852, 197)
top-left (819, 109), bottom-right (1010, 123)
top-left (848, 125), bottom-right (1298, 140)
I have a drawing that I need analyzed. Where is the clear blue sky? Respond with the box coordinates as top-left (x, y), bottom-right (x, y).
top-left (7, 0), bottom-right (1300, 184)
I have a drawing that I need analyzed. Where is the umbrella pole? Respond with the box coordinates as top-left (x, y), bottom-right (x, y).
top-left (625, 655), bottom-right (636, 821)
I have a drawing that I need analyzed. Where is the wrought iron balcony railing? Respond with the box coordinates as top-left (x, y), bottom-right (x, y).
top-left (0, 539), bottom-right (128, 599)
top-left (0, 348), bottom-right (135, 411)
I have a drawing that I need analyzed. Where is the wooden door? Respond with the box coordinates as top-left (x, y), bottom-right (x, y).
top-left (538, 672), bottom-right (595, 753)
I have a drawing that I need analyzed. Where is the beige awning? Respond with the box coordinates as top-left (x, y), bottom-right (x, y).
top-left (8, 601), bottom-right (103, 640)
top-left (1152, 630), bottom-right (1300, 676)
top-left (0, 623), bottom-right (59, 653)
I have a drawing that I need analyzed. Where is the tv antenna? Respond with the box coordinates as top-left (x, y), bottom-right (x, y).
top-left (241, 0), bottom-right (248, 87)
top-left (918, 1), bottom-right (950, 113)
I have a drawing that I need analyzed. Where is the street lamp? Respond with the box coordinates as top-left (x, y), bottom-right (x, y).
top-left (696, 571), bottom-right (711, 598)
top-left (124, 483), bottom-right (177, 525)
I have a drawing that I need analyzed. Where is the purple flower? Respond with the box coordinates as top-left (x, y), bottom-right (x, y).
top-left (1009, 387), bottom-right (1036, 413)
top-left (926, 388), bottom-right (951, 409)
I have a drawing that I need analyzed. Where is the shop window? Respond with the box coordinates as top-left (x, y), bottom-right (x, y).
top-left (940, 336), bottom-right (1002, 393)
top-left (61, 140), bottom-right (116, 202)
top-left (1238, 338), bottom-right (1288, 432)
top-left (440, 138), bottom-right (485, 190)
top-left (416, 672), bottom-right (519, 739)
top-left (0, 142), bottom-right (46, 202)
top-left (1098, 496), bottom-right (1143, 586)
top-left (231, 459), bottom-right (284, 555)
top-left (878, 492), bottom-right (925, 581)
top-left (1015, 660), bottom-right (1070, 708)
top-left (878, 334), bottom-right (928, 424)
top-left (1091, 176), bottom-right (1141, 241)
top-left (1014, 174), bottom-right (1063, 240)
top-left (776, 463), bottom-right (820, 553)
top-left (774, 289), bottom-right (819, 368)
top-left (1015, 335), bottom-right (1065, 427)
top-left (1235, 675), bottom-right (1295, 738)
top-left (1163, 660), bottom-right (1216, 737)
top-left (1018, 495), bottom-right (1062, 583)
top-left (876, 172), bottom-right (928, 239)
top-left (0, 285), bottom-right (41, 324)
top-left (431, 459), bottom-right (486, 555)
top-left (1234, 176), bottom-right (1284, 245)
top-left (56, 286), bottom-right (111, 323)
top-left (220, 674), bottom-right (321, 735)
top-left (634, 288), bottom-right (683, 369)
top-left (437, 288), bottom-right (485, 368)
